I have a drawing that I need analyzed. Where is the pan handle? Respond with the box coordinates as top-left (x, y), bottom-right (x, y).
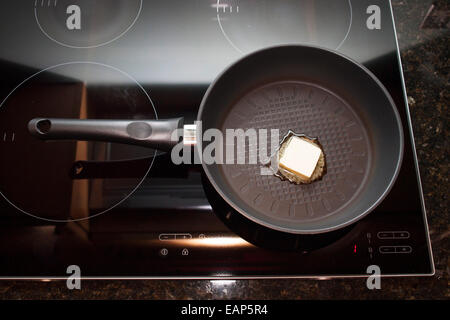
top-left (28, 117), bottom-right (184, 152)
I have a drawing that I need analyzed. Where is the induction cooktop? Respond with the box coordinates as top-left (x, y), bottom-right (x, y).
top-left (0, 0), bottom-right (434, 278)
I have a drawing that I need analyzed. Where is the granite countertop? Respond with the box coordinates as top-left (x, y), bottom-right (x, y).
top-left (0, 0), bottom-right (448, 299)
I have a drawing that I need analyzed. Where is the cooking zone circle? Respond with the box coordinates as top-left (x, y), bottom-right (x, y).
top-left (216, 0), bottom-right (352, 53)
top-left (34, 0), bottom-right (142, 49)
top-left (0, 62), bottom-right (157, 222)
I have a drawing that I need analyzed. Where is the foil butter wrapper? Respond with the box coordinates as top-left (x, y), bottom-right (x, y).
top-left (264, 131), bottom-right (327, 185)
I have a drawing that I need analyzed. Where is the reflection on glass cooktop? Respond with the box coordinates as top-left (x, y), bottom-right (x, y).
top-left (0, 0), bottom-right (433, 278)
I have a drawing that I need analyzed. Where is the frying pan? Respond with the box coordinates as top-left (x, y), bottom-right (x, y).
top-left (28, 45), bottom-right (404, 234)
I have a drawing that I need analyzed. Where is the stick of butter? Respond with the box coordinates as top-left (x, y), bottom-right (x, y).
top-left (262, 131), bottom-right (326, 185)
top-left (279, 135), bottom-right (322, 180)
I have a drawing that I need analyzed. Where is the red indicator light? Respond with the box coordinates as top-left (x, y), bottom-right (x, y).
top-left (353, 244), bottom-right (357, 253)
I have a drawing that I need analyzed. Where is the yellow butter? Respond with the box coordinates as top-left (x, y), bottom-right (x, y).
top-left (279, 136), bottom-right (322, 180)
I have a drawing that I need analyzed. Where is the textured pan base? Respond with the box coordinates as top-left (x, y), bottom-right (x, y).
top-left (220, 81), bottom-right (371, 224)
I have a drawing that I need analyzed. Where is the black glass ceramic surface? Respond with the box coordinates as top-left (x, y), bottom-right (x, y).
top-left (0, 0), bottom-right (433, 278)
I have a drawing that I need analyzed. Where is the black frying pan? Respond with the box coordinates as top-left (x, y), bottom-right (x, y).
top-left (28, 45), bottom-right (404, 234)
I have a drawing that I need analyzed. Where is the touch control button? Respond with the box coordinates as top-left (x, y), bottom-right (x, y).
top-left (378, 231), bottom-right (410, 239)
top-left (159, 234), bottom-right (176, 241)
top-left (176, 234), bottom-right (192, 240)
top-left (377, 232), bottom-right (394, 239)
top-left (379, 246), bottom-right (412, 254)
top-left (159, 248), bottom-right (169, 256)
top-left (393, 231), bottom-right (410, 239)
top-left (395, 246), bottom-right (412, 253)
top-left (379, 246), bottom-right (396, 254)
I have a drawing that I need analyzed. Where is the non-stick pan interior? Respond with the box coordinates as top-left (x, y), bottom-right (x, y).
top-left (198, 46), bottom-right (403, 234)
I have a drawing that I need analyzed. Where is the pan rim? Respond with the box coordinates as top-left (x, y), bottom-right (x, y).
top-left (197, 44), bottom-right (405, 235)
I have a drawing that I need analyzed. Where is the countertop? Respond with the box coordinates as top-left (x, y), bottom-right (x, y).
top-left (0, 0), bottom-right (448, 299)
